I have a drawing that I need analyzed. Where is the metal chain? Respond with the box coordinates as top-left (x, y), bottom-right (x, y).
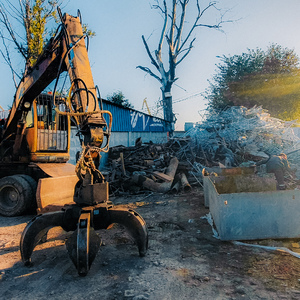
top-left (75, 144), bottom-right (104, 182)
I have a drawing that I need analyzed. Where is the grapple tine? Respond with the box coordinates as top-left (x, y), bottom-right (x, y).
top-left (66, 211), bottom-right (101, 276)
top-left (77, 212), bottom-right (91, 276)
top-left (20, 211), bottom-right (65, 266)
top-left (108, 208), bottom-right (148, 257)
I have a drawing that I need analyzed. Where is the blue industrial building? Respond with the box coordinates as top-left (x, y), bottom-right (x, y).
top-left (101, 99), bottom-right (170, 133)
top-left (69, 99), bottom-right (170, 167)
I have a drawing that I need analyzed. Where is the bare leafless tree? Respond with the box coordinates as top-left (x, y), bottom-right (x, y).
top-left (137, 0), bottom-right (230, 131)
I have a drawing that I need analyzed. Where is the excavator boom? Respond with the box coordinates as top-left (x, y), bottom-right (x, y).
top-left (3, 9), bottom-right (105, 144)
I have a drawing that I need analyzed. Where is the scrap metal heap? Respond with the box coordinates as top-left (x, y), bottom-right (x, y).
top-left (172, 106), bottom-right (300, 183)
top-left (105, 106), bottom-right (300, 193)
top-left (177, 106), bottom-right (300, 165)
top-left (106, 142), bottom-right (192, 195)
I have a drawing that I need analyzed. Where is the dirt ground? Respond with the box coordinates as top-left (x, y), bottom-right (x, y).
top-left (1, 189), bottom-right (300, 300)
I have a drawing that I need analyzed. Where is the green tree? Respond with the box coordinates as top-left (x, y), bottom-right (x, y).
top-left (0, 1), bottom-right (94, 86)
top-left (205, 44), bottom-right (300, 120)
top-left (107, 91), bottom-right (133, 109)
top-left (27, 0), bottom-right (59, 67)
top-left (0, 0), bottom-right (61, 84)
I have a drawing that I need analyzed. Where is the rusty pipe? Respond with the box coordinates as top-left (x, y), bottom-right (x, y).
top-left (139, 157), bottom-right (179, 193)
top-left (170, 173), bottom-right (181, 194)
top-left (171, 181), bottom-right (181, 194)
top-left (181, 173), bottom-right (191, 193)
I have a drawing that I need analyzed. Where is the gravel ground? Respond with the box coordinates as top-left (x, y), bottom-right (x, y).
top-left (1, 189), bottom-right (300, 299)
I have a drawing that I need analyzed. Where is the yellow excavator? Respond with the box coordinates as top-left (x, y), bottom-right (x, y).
top-left (0, 7), bottom-right (112, 216)
top-left (0, 8), bottom-right (147, 276)
top-left (0, 8), bottom-right (111, 216)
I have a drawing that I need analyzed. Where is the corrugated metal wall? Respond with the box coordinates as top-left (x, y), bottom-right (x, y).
top-left (102, 101), bottom-right (131, 131)
top-left (0, 110), bottom-right (9, 120)
top-left (102, 100), bottom-right (169, 132)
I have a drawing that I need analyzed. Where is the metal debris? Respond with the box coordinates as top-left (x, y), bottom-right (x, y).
top-left (106, 141), bottom-right (191, 195)
top-left (169, 106), bottom-right (300, 185)
top-left (105, 106), bottom-right (300, 194)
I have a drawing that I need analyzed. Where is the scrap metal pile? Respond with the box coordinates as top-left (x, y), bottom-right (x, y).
top-left (105, 142), bottom-right (193, 195)
top-left (175, 106), bottom-right (300, 184)
top-left (105, 106), bottom-right (300, 194)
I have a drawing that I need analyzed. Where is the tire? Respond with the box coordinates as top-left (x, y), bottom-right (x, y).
top-left (16, 175), bottom-right (38, 211)
top-left (0, 175), bottom-right (34, 217)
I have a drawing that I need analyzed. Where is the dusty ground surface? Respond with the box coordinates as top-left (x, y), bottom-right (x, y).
top-left (1, 189), bottom-right (300, 299)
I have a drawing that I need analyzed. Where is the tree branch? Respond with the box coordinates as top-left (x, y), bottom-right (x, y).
top-left (168, 0), bottom-right (176, 51)
top-left (176, 38), bottom-right (196, 65)
top-left (179, 1), bottom-right (217, 53)
top-left (0, 5), bottom-right (27, 59)
top-left (0, 30), bottom-right (21, 87)
top-left (136, 65), bottom-right (162, 83)
top-left (157, 0), bottom-right (168, 56)
top-left (174, 0), bottom-right (188, 55)
top-left (142, 35), bottom-right (160, 71)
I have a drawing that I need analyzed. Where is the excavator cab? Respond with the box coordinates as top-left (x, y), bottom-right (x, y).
top-left (25, 93), bottom-right (70, 163)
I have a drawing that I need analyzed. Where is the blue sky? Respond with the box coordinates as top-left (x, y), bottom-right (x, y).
top-left (1, 0), bottom-right (300, 130)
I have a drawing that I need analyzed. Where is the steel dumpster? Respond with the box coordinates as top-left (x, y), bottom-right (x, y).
top-left (203, 173), bottom-right (300, 240)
